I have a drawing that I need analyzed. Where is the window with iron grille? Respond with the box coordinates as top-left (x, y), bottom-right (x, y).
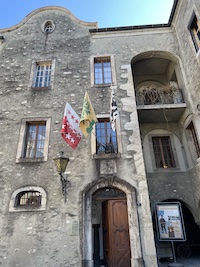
top-left (9, 186), bottom-right (47, 212)
top-left (186, 122), bottom-right (200, 158)
top-left (96, 118), bottom-right (117, 154)
top-left (152, 136), bottom-right (176, 168)
top-left (34, 62), bottom-right (52, 88)
top-left (24, 122), bottom-right (46, 159)
top-left (94, 57), bottom-right (112, 85)
top-left (15, 191), bottom-right (42, 208)
top-left (189, 14), bottom-right (200, 52)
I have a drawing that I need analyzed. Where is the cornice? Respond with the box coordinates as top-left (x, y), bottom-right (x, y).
top-left (0, 6), bottom-right (98, 33)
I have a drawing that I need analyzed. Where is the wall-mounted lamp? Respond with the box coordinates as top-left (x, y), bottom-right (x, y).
top-left (53, 151), bottom-right (70, 203)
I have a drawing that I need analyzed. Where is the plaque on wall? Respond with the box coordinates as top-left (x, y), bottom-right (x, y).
top-left (70, 220), bottom-right (79, 236)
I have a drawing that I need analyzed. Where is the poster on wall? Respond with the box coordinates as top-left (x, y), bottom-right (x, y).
top-left (155, 202), bottom-right (186, 241)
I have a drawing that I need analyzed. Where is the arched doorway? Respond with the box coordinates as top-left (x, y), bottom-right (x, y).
top-left (92, 187), bottom-right (130, 267)
top-left (82, 176), bottom-right (143, 267)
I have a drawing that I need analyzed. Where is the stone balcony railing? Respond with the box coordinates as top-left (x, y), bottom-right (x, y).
top-left (135, 85), bottom-right (185, 106)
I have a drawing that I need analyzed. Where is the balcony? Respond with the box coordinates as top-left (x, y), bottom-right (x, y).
top-left (136, 84), bottom-right (187, 123)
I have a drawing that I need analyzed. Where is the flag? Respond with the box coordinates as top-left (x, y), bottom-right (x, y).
top-left (110, 87), bottom-right (119, 131)
top-left (80, 91), bottom-right (97, 137)
top-left (61, 102), bottom-right (82, 149)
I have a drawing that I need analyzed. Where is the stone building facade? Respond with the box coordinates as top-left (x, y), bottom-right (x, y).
top-left (0, 0), bottom-right (200, 266)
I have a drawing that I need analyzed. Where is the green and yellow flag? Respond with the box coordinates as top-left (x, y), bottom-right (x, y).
top-left (80, 91), bottom-right (97, 137)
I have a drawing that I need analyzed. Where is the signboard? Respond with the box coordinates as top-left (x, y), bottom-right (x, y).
top-left (155, 202), bottom-right (186, 241)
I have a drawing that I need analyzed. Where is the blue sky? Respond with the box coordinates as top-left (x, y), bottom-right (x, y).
top-left (0, 0), bottom-right (174, 29)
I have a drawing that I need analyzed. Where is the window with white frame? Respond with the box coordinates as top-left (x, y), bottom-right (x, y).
top-left (189, 14), bottom-right (200, 52)
top-left (94, 57), bottom-right (112, 85)
top-left (35, 62), bottom-right (51, 87)
top-left (30, 59), bottom-right (55, 89)
top-left (91, 115), bottom-right (121, 158)
top-left (9, 186), bottom-right (47, 212)
top-left (90, 55), bottom-right (116, 87)
top-left (16, 117), bottom-right (51, 163)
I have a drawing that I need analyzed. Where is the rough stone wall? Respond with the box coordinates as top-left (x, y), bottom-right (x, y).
top-left (0, 8), bottom-right (98, 267)
top-left (174, 0), bottom-right (200, 110)
top-left (172, 0), bottom-right (200, 223)
top-left (0, 1), bottom-right (200, 266)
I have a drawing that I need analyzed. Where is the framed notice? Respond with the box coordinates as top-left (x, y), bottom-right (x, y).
top-left (155, 202), bottom-right (186, 241)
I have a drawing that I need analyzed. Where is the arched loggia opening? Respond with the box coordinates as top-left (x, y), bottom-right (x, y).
top-left (82, 176), bottom-right (143, 267)
top-left (131, 51), bottom-right (186, 124)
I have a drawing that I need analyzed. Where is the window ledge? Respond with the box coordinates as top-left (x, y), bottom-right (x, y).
top-left (93, 84), bottom-right (112, 88)
top-left (16, 157), bottom-right (46, 163)
top-left (92, 153), bottom-right (121, 159)
top-left (31, 86), bottom-right (51, 90)
top-left (152, 167), bottom-right (180, 173)
top-left (9, 206), bottom-right (46, 212)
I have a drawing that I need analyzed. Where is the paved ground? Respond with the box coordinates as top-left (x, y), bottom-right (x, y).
top-left (159, 255), bottom-right (200, 267)
top-left (100, 254), bottom-right (200, 266)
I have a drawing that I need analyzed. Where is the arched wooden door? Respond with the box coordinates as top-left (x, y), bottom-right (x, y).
top-left (102, 199), bottom-right (131, 267)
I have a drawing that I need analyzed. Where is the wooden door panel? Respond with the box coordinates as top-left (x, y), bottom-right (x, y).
top-left (102, 199), bottom-right (131, 267)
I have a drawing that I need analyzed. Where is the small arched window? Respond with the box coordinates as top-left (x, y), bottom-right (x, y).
top-left (15, 191), bottom-right (42, 208)
top-left (9, 186), bottom-right (46, 212)
top-left (42, 20), bottom-right (55, 34)
top-left (44, 23), bottom-right (53, 33)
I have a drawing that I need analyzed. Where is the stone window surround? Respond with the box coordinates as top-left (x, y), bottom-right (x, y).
top-left (16, 117), bottom-right (51, 163)
top-left (183, 115), bottom-right (200, 167)
top-left (189, 13), bottom-right (200, 52)
top-left (142, 129), bottom-right (187, 173)
top-left (152, 136), bottom-right (176, 168)
top-left (9, 186), bottom-right (47, 212)
top-left (90, 54), bottom-right (117, 87)
top-left (29, 58), bottom-right (56, 90)
top-left (91, 114), bottom-right (122, 159)
top-left (188, 11), bottom-right (200, 64)
top-left (149, 133), bottom-right (179, 171)
top-left (41, 20), bottom-right (56, 34)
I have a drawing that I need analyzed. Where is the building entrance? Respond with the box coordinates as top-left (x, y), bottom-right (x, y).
top-left (92, 188), bottom-right (131, 267)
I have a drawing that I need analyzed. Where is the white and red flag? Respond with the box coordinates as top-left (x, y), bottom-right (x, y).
top-left (61, 102), bottom-right (82, 149)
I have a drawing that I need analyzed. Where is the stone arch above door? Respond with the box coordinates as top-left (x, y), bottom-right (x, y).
top-left (82, 176), bottom-right (144, 267)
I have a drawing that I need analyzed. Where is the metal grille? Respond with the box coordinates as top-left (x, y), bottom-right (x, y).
top-left (96, 119), bottom-right (117, 154)
top-left (152, 136), bottom-right (176, 168)
top-left (136, 87), bottom-right (184, 105)
top-left (94, 57), bottom-right (112, 85)
top-left (16, 191), bottom-right (42, 207)
top-left (24, 122), bottom-right (46, 158)
top-left (35, 63), bottom-right (52, 87)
